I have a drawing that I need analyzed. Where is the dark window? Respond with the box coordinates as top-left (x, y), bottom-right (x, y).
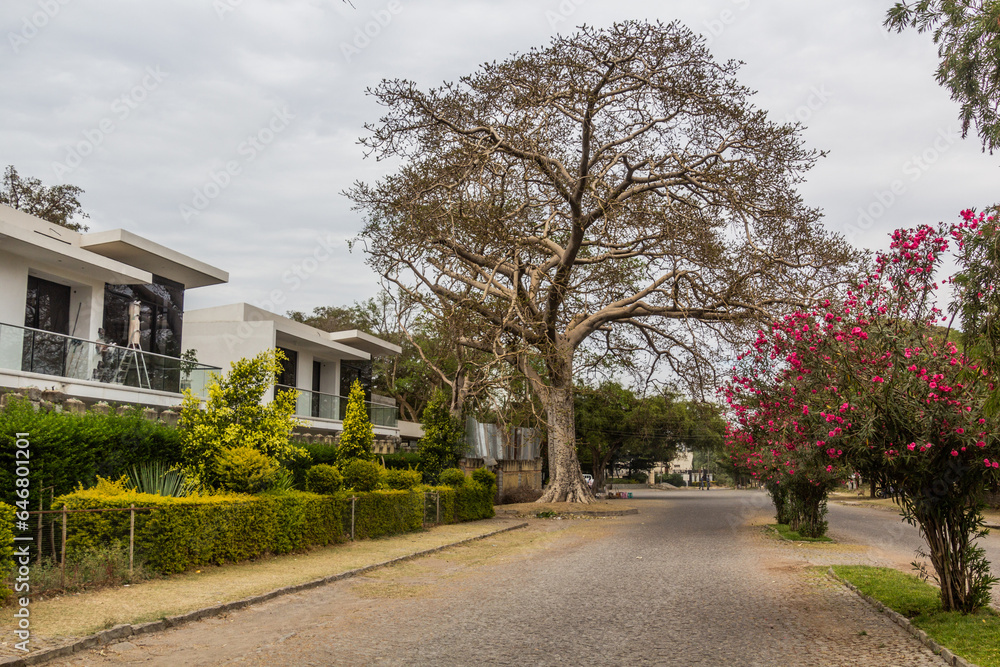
top-left (23, 276), bottom-right (71, 376)
top-left (277, 347), bottom-right (298, 387)
top-left (311, 360), bottom-right (322, 418)
top-left (339, 360), bottom-right (372, 399)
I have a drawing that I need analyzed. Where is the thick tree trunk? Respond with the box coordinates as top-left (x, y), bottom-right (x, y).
top-left (589, 444), bottom-right (614, 492)
top-left (537, 366), bottom-right (593, 503)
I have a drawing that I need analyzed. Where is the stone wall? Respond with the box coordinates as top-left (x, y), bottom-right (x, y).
top-left (0, 388), bottom-right (181, 425)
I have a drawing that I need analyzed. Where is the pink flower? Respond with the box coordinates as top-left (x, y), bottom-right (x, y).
top-left (872, 376), bottom-right (884, 383)
top-left (951, 450), bottom-right (959, 457)
top-left (907, 443), bottom-right (916, 451)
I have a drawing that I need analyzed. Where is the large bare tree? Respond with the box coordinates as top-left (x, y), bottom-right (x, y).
top-left (349, 21), bottom-right (854, 502)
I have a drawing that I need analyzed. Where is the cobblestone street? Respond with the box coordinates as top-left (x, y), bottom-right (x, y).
top-left (53, 490), bottom-right (950, 666)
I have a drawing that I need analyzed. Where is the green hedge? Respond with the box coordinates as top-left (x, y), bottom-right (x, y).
top-left (351, 490), bottom-right (423, 539)
top-left (56, 487), bottom-right (345, 574)
top-left (0, 502), bottom-right (13, 601)
top-left (55, 479), bottom-right (495, 575)
top-left (425, 480), bottom-right (495, 523)
top-left (0, 398), bottom-right (182, 505)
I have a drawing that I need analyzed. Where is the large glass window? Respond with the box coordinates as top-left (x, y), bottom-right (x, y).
top-left (23, 276), bottom-right (71, 376)
top-left (102, 275), bottom-right (184, 358)
top-left (339, 359), bottom-right (372, 398)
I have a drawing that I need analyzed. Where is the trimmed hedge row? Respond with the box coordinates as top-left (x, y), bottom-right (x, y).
top-left (425, 480), bottom-right (495, 523)
top-left (57, 488), bottom-right (345, 574)
top-left (54, 480), bottom-right (493, 574)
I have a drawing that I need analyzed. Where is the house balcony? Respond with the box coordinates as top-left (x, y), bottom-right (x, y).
top-left (276, 385), bottom-right (399, 430)
top-left (0, 322), bottom-right (220, 406)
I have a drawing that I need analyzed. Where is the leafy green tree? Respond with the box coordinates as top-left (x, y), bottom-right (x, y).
top-left (178, 349), bottom-right (298, 488)
top-left (575, 382), bottom-right (708, 489)
top-left (1, 165), bottom-right (90, 231)
top-left (418, 389), bottom-right (465, 484)
top-left (885, 1), bottom-right (1000, 153)
top-left (350, 21), bottom-right (854, 503)
top-left (337, 379), bottom-right (376, 462)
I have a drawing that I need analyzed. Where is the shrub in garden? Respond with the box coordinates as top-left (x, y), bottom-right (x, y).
top-left (381, 451), bottom-right (422, 470)
top-left (341, 459), bottom-right (381, 492)
top-left (178, 349), bottom-right (298, 488)
top-left (0, 502), bottom-right (13, 601)
top-left (337, 380), bottom-right (376, 463)
top-left (438, 468), bottom-right (466, 488)
top-left (417, 390), bottom-right (465, 484)
top-left (305, 464), bottom-right (344, 495)
top-left (471, 467), bottom-right (496, 490)
top-left (213, 446), bottom-right (279, 494)
top-left (0, 397), bottom-right (183, 505)
top-left (381, 468), bottom-right (422, 490)
top-left (281, 445), bottom-right (313, 488)
top-left (726, 212), bottom-right (1000, 612)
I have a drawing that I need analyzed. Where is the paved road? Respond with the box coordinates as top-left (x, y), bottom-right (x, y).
top-left (824, 498), bottom-right (1000, 609)
top-left (55, 490), bottom-right (945, 666)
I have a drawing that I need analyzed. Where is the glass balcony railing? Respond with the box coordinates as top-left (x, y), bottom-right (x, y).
top-left (276, 385), bottom-right (398, 428)
top-left (0, 322), bottom-right (220, 398)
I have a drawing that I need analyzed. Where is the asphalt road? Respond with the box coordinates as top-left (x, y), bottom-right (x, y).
top-left (54, 490), bottom-right (946, 667)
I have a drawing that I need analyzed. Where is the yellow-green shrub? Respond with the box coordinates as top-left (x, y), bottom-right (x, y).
top-left (306, 464), bottom-right (343, 495)
top-left (425, 480), bottom-right (494, 523)
top-left (342, 459), bottom-right (381, 492)
top-left (381, 468), bottom-right (421, 490)
top-left (0, 502), bottom-right (14, 602)
top-left (438, 468), bottom-right (466, 487)
top-left (213, 446), bottom-right (279, 494)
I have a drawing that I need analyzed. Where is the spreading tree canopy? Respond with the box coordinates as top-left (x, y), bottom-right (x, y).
top-left (349, 21), bottom-right (854, 502)
top-left (886, 1), bottom-right (1000, 153)
top-left (0, 165), bottom-right (90, 231)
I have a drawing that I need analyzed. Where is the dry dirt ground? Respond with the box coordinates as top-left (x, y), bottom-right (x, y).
top-left (35, 490), bottom-right (952, 667)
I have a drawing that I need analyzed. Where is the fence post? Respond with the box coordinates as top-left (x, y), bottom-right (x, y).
top-left (422, 492), bottom-right (427, 525)
top-left (36, 492), bottom-right (43, 565)
top-left (129, 504), bottom-right (135, 576)
top-left (60, 504), bottom-right (67, 589)
top-left (351, 496), bottom-right (356, 541)
top-left (436, 492), bottom-right (440, 524)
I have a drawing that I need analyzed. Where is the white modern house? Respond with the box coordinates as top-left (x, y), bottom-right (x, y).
top-left (184, 303), bottom-right (403, 440)
top-left (0, 204), bottom-right (227, 407)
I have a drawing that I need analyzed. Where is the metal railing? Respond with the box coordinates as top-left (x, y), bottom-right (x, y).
top-left (276, 385), bottom-right (398, 428)
top-left (0, 322), bottom-right (220, 397)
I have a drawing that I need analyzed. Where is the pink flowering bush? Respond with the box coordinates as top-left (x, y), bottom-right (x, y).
top-left (725, 209), bottom-right (1000, 612)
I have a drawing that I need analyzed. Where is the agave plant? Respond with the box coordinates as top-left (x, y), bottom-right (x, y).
top-left (126, 460), bottom-right (197, 497)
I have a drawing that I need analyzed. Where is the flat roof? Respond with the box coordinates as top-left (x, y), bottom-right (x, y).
top-left (80, 229), bottom-right (228, 288)
top-left (0, 207), bottom-right (152, 284)
top-left (327, 330), bottom-right (402, 357)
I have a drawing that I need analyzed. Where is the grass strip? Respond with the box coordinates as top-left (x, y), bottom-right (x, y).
top-left (769, 523), bottom-right (833, 542)
top-left (832, 565), bottom-right (1000, 667)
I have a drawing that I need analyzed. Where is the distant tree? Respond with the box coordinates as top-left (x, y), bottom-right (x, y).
top-left (575, 382), bottom-right (708, 489)
top-left (350, 21), bottom-right (854, 503)
top-left (885, 1), bottom-right (1000, 153)
top-left (0, 165), bottom-right (90, 231)
top-left (337, 379), bottom-right (376, 462)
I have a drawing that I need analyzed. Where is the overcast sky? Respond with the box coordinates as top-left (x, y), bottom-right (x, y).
top-left (2, 0), bottom-right (997, 315)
